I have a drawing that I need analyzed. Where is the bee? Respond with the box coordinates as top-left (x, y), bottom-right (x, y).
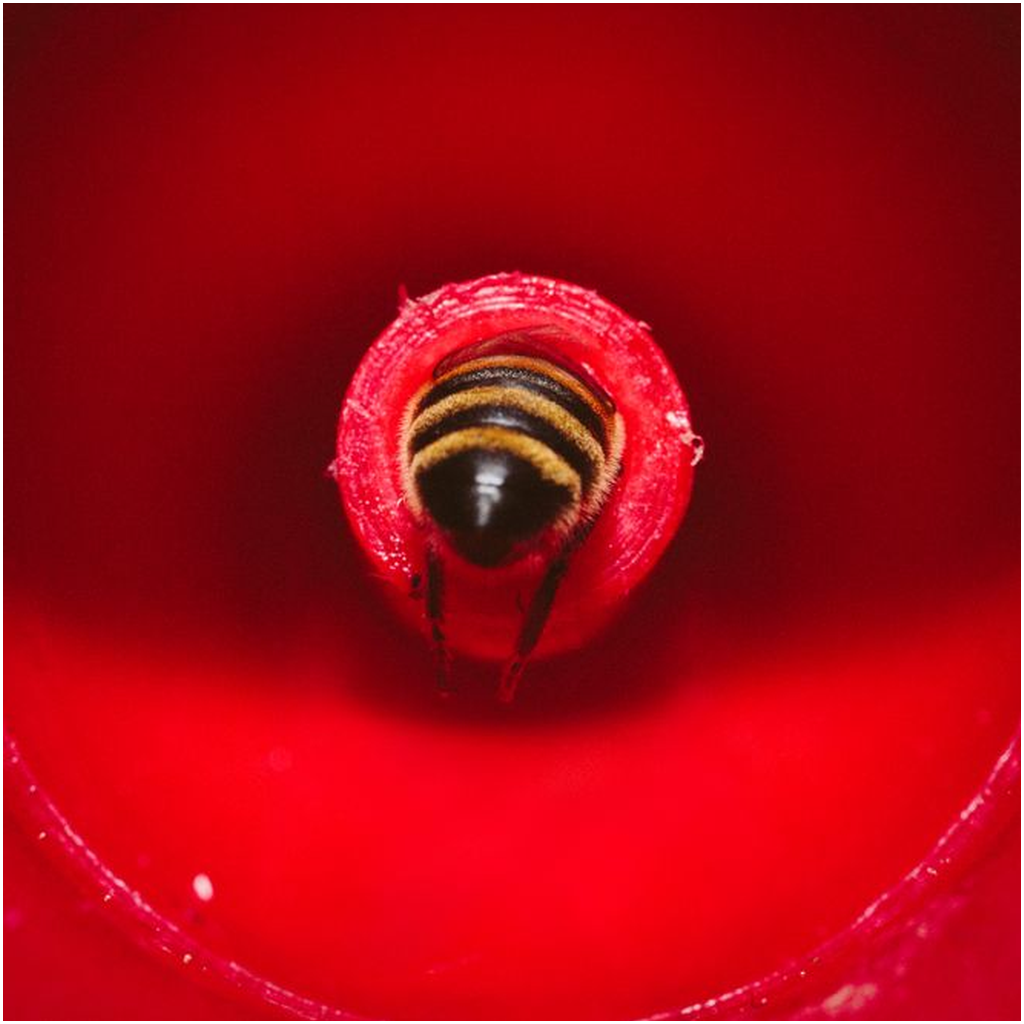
top-left (401, 328), bottom-right (625, 701)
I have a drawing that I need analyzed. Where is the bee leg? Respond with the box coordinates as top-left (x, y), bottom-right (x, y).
top-left (425, 543), bottom-right (454, 695)
top-left (498, 550), bottom-right (571, 703)
top-left (499, 518), bottom-right (598, 702)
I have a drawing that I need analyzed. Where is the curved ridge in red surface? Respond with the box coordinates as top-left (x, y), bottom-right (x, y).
top-left (5, 730), bottom-right (1019, 1019)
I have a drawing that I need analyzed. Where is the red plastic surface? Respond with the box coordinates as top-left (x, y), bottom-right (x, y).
top-left (334, 274), bottom-right (700, 659)
top-left (5, 6), bottom-right (1020, 1020)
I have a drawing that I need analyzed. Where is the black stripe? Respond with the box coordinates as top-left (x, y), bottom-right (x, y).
top-left (416, 365), bottom-right (608, 450)
top-left (415, 448), bottom-right (575, 567)
top-left (410, 404), bottom-right (596, 488)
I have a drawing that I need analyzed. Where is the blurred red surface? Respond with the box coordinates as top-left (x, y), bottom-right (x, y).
top-left (5, 6), bottom-right (1020, 1020)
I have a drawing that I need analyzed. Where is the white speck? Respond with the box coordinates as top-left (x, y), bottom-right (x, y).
top-left (664, 410), bottom-right (705, 465)
top-left (103, 892), bottom-right (113, 903)
top-left (821, 982), bottom-right (878, 1016)
top-left (687, 434), bottom-right (706, 465)
top-left (28, 785), bottom-right (37, 795)
top-left (37, 831), bottom-right (47, 841)
top-left (182, 952), bottom-right (193, 965)
top-left (191, 873), bottom-right (214, 902)
top-left (959, 794), bottom-right (984, 821)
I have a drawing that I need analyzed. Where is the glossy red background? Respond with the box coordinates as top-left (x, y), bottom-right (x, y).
top-left (5, 6), bottom-right (1020, 1020)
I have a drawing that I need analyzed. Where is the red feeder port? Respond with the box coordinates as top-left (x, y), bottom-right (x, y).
top-left (334, 273), bottom-right (702, 670)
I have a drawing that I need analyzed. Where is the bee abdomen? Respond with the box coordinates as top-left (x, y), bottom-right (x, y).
top-left (416, 364), bottom-right (609, 450)
top-left (405, 354), bottom-right (621, 565)
top-left (414, 445), bottom-right (575, 567)
top-left (410, 400), bottom-right (598, 489)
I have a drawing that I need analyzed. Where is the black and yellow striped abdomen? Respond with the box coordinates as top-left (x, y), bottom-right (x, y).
top-left (404, 353), bottom-right (623, 567)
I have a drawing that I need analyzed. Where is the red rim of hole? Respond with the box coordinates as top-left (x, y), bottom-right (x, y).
top-left (333, 273), bottom-right (703, 661)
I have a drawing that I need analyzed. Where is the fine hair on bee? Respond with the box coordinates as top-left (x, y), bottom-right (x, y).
top-left (401, 328), bottom-right (625, 701)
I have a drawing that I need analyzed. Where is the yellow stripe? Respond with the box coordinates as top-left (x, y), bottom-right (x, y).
top-left (410, 386), bottom-right (605, 469)
top-left (411, 427), bottom-right (582, 499)
top-left (433, 355), bottom-right (613, 426)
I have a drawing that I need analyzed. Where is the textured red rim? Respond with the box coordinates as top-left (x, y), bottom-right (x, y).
top-left (333, 273), bottom-right (702, 659)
